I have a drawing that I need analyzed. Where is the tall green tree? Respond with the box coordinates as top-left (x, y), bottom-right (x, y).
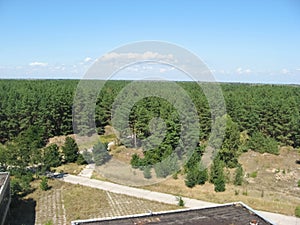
top-left (62, 137), bottom-right (79, 163)
top-left (92, 142), bottom-right (111, 166)
top-left (42, 144), bottom-right (61, 171)
top-left (210, 156), bottom-right (226, 192)
top-left (234, 164), bottom-right (244, 186)
top-left (218, 115), bottom-right (241, 168)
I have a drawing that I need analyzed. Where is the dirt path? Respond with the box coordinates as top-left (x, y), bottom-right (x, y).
top-left (60, 174), bottom-right (300, 225)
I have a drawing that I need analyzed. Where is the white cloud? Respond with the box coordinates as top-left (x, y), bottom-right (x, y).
top-left (84, 57), bottom-right (93, 62)
top-left (281, 68), bottom-right (289, 74)
top-left (236, 67), bottom-right (251, 74)
top-left (296, 68), bottom-right (300, 71)
top-left (101, 51), bottom-right (175, 62)
top-left (29, 62), bottom-right (48, 67)
top-left (236, 67), bottom-right (243, 74)
top-left (159, 68), bottom-right (167, 73)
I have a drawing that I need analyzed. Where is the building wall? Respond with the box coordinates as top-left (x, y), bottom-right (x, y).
top-left (0, 173), bottom-right (11, 225)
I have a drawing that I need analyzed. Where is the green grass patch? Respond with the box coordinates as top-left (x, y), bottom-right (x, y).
top-left (249, 171), bottom-right (258, 178)
top-left (295, 205), bottom-right (300, 217)
top-left (99, 134), bottom-right (116, 143)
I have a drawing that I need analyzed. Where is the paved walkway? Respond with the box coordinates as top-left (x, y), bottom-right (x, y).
top-left (78, 163), bottom-right (95, 178)
top-left (60, 174), bottom-right (300, 225)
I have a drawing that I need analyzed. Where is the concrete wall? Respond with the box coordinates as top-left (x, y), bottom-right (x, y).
top-left (0, 172), bottom-right (11, 225)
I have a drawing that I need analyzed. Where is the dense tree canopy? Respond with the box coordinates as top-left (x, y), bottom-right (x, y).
top-left (1, 79), bottom-right (300, 190)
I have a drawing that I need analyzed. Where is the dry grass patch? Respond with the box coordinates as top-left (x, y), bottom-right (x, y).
top-left (9, 179), bottom-right (179, 225)
top-left (53, 163), bottom-right (85, 175)
top-left (143, 147), bottom-right (300, 216)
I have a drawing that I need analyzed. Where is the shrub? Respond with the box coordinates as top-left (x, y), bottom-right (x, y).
top-left (295, 206), bottom-right (300, 218)
top-left (93, 142), bottom-right (111, 166)
top-left (234, 165), bottom-right (244, 186)
top-left (143, 166), bottom-right (152, 179)
top-left (176, 196), bottom-right (185, 207)
top-left (82, 150), bottom-right (93, 164)
top-left (44, 220), bottom-right (53, 225)
top-left (298, 180), bottom-right (300, 187)
top-left (76, 154), bottom-right (87, 165)
top-left (248, 132), bottom-right (279, 155)
top-left (131, 154), bottom-right (142, 169)
top-left (40, 176), bottom-right (49, 191)
top-left (250, 171), bottom-right (258, 178)
top-left (154, 153), bottom-right (179, 178)
top-left (214, 176), bottom-right (226, 192)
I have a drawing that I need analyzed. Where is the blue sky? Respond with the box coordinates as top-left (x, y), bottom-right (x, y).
top-left (0, 0), bottom-right (299, 83)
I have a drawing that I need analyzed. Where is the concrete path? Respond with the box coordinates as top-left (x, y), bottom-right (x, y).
top-left (78, 163), bottom-right (95, 178)
top-left (60, 174), bottom-right (300, 225)
top-left (61, 174), bottom-right (217, 208)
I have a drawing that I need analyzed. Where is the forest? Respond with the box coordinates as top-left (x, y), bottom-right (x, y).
top-left (0, 79), bottom-right (299, 191)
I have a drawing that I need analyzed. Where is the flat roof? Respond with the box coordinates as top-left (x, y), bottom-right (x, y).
top-left (72, 202), bottom-right (275, 225)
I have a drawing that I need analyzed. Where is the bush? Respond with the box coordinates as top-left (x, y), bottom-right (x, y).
top-left (234, 165), bottom-right (244, 186)
top-left (154, 153), bottom-right (179, 178)
top-left (40, 176), bottom-right (49, 191)
top-left (298, 180), bottom-right (300, 187)
top-left (248, 132), bottom-right (279, 155)
top-left (44, 221), bottom-right (53, 225)
top-left (10, 175), bottom-right (32, 198)
top-left (76, 154), bottom-right (87, 165)
top-left (176, 196), bottom-right (185, 207)
top-left (214, 176), bottom-right (226, 192)
top-left (131, 154), bottom-right (142, 168)
top-left (143, 166), bottom-right (152, 179)
top-left (250, 171), bottom-right (258, 178)
top-left (82, 150), bottom-right (93, 164)
top-left (93, 142), bottom-right (111, 166)
top-left (295, 206), bottom-right (300, 217)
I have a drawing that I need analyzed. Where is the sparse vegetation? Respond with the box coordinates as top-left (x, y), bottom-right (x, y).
top-left (176, 196), bottom-right (185, 207)
top-left (143, 166), bottom-right (152, 179)
top-left (249, 171), bottom-right (258, 178)
top-left (40, 176), bottom-right (49, 191)
top-left (295, 206), bottom-right (300, 217)
top-left (234, 164), bottom-right (244, 186)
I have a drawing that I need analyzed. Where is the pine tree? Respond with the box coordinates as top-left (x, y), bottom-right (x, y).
top-left (234, 164), bottom-right (244, 186)
top-left (43, 144), bottom-right (61, 171)
top-left (93, 142), bottom-right (111, 166)
top-left (62, 137), bottom-right (79, 163)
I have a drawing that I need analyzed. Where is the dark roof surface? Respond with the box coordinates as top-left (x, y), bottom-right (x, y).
top-left (72, 203), bottom-right (274, 225)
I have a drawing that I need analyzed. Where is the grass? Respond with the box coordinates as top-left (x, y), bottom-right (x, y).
top-left (8, 179), bottom-right (179, 224)
top-left (53, 163), bottom-right (85, 175)
top-left (296, 206), bottom-right (300, 218)
top-left (143, 176), bottom-right (299, 216)
top-left (249, 171), bottom-right (258, 178)
top-left (99, 134), bottom-right (117, 143)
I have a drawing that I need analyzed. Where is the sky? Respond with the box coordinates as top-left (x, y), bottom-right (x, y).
top-left (0, 0), bottom-right (300, 83)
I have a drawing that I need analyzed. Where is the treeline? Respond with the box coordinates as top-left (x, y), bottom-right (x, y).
top-left (1, 80), bottom-right (299, 148)
top-left (1, 79), bottom-right (299, 191)
top-left (0, 79), bottom-right (76, 143)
